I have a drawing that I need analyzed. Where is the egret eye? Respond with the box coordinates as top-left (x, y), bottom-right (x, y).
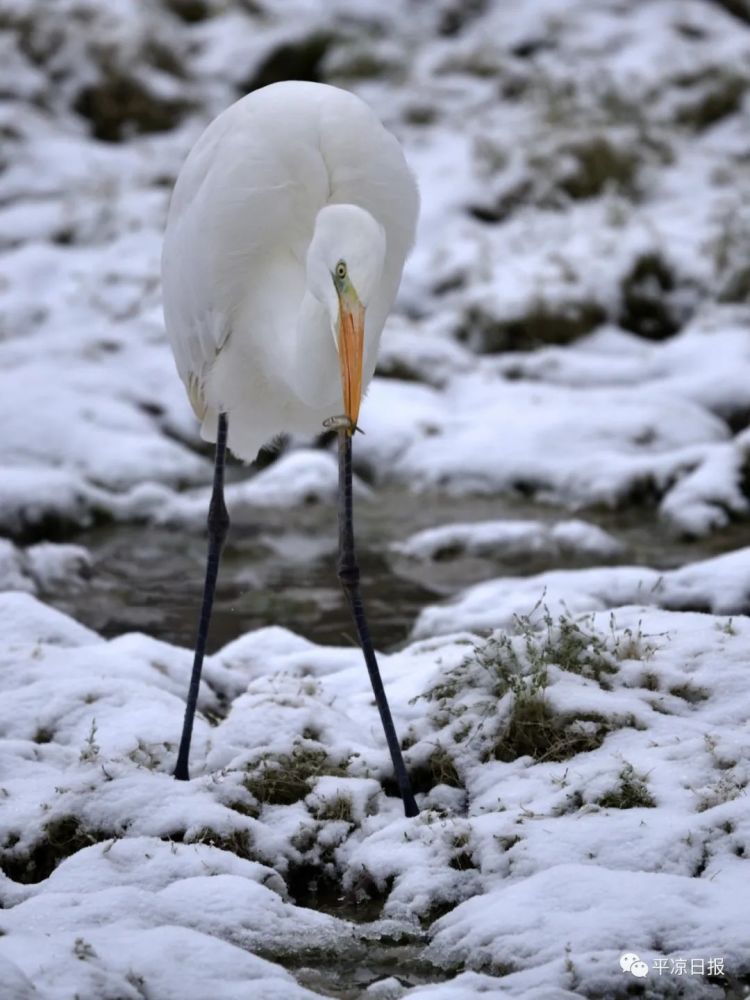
top-left (335, 260), bottom-right (347, 280)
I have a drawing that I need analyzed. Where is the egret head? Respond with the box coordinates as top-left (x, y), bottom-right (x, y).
top-left (307, 204), bottom-right (386, 429)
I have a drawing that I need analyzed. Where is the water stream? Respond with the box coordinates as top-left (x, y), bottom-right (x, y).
top-left (44, 487), bottom-right (743, 654)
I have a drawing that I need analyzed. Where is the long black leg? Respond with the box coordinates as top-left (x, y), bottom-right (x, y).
top-left (336, 428), bottom-right (418, 818)
top-left (174, 412), bottom-right (230, 781)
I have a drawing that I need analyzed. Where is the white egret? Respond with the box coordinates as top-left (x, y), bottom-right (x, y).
top-left (162, 80), bottom-right (419, 816)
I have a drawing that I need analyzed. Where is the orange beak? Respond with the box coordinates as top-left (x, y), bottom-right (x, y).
top-left (338, 299), bottom-right (365, 432)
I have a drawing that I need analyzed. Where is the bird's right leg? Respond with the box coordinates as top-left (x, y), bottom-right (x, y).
top-left (174, 412), bottom-right (230, 781)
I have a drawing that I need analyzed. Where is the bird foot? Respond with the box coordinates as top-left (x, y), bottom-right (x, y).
top-left (323, 414), bottom-right (352, 431)
top-left (323, 415), bottom-right (364, 434)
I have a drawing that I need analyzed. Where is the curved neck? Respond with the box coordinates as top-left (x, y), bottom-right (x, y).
top-left (237, 251), bottom-right (341, 414)
top-left (285, 288), bottom-right (341, 410)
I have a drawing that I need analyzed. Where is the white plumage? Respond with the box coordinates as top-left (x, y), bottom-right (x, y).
top-left (161, 80), bottom-right (419, 460)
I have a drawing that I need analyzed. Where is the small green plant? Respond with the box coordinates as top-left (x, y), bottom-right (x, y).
top-left (476, 605), bottom-right (639, 691)
top-left (564, 942), bottom-right (581, 990)
top-left (310, 793), bottom-right (354, 823)
top-left (495, 833), bottom-right (521, 852)
top-left (422, 607), bottom-right (653, 765)
top-left (552, 788), bottom-right (585, 816)
top-left (716, 618), bottom-right (737, 637)
top-left (703, 733), bottom-right (736, 770)
top-left (226, 797), bottom-right (261, 819)
top-left (597, 762), bottom-right (655, 809)
top-left (186, 827), bottom-right (254, 859)
top-left (1, 816), bottom-right (109, 884)
top-left (243, 741), bottom-right (349, 806)
top-left (693, 736), bottom-right (745, 811)
top-left (694, 774), bottom-right (745, 813)
top-left (493, 705), bottom-right (621, 764)
top-left (426, 746), bottom-right (462, 788)
top-left (608, 616), bottom-right (658, 662)
top-left (79, 719), bottom-right (100, 763)
top-left (545, 610), bottom-right (620, 678)
top-left (449, 831), bottom-right (476, 872)
top-left (407, 745), bottom-right (464, 794)
top-left (669, 683), bottom-right (709, 704)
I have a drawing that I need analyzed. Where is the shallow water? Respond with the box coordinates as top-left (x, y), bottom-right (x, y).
top-left (47, 485), bottom-right (745, 653)
top-left (291, 941), bottom-right (442, 998)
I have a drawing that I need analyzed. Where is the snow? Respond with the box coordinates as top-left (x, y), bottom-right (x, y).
top-left (2, 594), bottom-right (749, 996)
top-left (395, 518), bottom-right (623, 563)
top-left (2, 0), bottom-right (750, 996)
top-left (414, 546), bottom-right (750, 637)
top-left (0, 540), bottom-right (90, 597)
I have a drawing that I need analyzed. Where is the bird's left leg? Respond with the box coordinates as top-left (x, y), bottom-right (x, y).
top-left (174, 412), bottom-right (230, 781)
top-left (336, 427), bottom-right (418, 818)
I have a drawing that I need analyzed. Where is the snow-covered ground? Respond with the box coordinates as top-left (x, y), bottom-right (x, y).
top-left (1, 0), bottom-right (750, 997)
